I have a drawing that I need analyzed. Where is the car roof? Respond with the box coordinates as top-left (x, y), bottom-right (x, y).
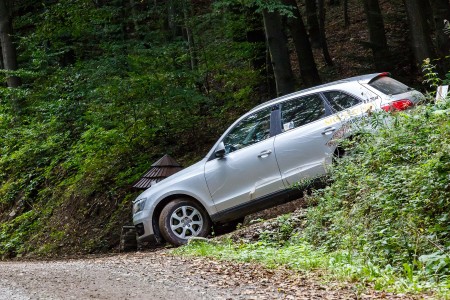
top-left (249, 73), bottom-right (387, 113)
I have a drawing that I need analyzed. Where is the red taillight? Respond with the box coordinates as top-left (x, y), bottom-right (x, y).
top-left (381, 99), bottom-right (414, 112)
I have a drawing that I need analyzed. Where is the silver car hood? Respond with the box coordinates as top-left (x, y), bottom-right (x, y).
top-left (134, 158), bottom-right (207, 201)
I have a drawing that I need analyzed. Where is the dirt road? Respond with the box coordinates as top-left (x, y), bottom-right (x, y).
top-left (0, 250), bottom-right (420, 300)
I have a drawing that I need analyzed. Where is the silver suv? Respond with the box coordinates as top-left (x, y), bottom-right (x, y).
top-left (132, 73), bottom-right (424, 246)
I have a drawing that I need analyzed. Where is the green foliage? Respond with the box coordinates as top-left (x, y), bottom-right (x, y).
top-left (302, 99), bottom-right (450, 289)
top-left (0, 210), bottom-right (40, 257)
top-left (422, 58), bottom-right (442, 90)
top-left (175, 238), bottom-right (450, 296)
top-left (1, 1), bottom-right (265, 256)
top-left (422, 57), bottom-right (450, 101)
top-left (176, 68), bottom-right (450, 297)
top-left (214, 0), bottom-right (294, 16)
top-left (258, 214), bottom-right (296, 244)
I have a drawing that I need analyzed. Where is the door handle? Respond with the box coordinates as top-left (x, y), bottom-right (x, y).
top-left (321, 127), bottom-right (336, 135)
top-left (257, 150), bottom-right (272, 158)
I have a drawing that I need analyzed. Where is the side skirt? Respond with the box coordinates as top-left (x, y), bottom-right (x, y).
top-left (210, 188), bottom-right (304, 224)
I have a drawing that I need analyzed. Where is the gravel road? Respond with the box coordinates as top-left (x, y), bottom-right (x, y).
top-left (0, 250), bottom-right (419, 300)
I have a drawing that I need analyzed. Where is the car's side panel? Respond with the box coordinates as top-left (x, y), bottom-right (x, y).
top-left (271, 93), bottom-right (334, 186)
top-left (210, 189), bottom-right (292, 223)
top-left (273, 117), bottom-right (335, 186)
top-left (204, 137), bottom-right (284, 212)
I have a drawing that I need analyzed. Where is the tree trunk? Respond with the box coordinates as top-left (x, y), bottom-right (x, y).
top-left (403, 0), bottom-right (435, 66)
top-left (317, 0), bottom-right (333, 66)
top-left (0, 44), bottom-right (3, 70)
top-left (182, 0), bottom-right (198, 70)
top-left (262, 9), bottom-right (295, 96)
top-left (129, 0), bottom-right (140, 33)
top-left (430, 0), bottom-right (450, 73)
top-left (167, 0), bottom-right (181, 38)
top-left (362, 0), bottom-right (390, 71)
top-left (305, 0), bottom-right (321, 48)
top-left (343, 0), bottom-right (349, 27)
top-left (245, 10), bottom-right (275, 99)
top-left (283, 0), bottom-right (321, 87)
top-left (0, 0), bottom-right (20, 88)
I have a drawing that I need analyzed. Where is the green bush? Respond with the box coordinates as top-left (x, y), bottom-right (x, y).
top-left (303, 99), bottom-right (450, 282)
top-left (176, 98), bottom-right (450, 295)
top-left (0, 1), bottom-right (264, 257)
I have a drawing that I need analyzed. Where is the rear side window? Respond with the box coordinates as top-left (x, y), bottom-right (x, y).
top-left (281, 94), bottom-right (325, 131)
top-left (323, 91), bottom-right (361, 111)
top-left (369, 76), bottom-right (410, 95)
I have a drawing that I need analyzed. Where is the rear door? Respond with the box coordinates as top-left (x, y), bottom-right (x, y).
top-left (321, 90), bottom-right (369, 145)
top-left (273, 93), bottom-right (335, 186)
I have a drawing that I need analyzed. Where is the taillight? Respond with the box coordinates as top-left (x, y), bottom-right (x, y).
top-left (381, 99), bottom-right (414, 112)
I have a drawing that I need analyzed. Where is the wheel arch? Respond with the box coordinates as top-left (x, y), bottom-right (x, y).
top-left (152, 194), bottom-right (211, 242)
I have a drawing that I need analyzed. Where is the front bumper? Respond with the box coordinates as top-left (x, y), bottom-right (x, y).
top-left (134, 228), bottom-right (157, 243)
top-left (133, 211), bottom-right (155, 242)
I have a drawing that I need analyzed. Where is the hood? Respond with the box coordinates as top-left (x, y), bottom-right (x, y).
top-left (134, 158), bottom-right (207, 201)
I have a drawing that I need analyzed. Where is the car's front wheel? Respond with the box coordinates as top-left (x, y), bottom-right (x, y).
top-left (158, 198), bottom-right (211, 246)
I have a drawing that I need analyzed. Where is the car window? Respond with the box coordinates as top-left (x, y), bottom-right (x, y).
top-left (281, 94), bottom-right (325, 131)
top-left (223, 107), bottom-right (272, 154)
top-left (323, 91), bottom-right (361, 111)
top-left (369, 76), bottom-right (410, 95)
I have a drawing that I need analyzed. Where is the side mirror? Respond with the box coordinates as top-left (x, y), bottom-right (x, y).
top-left (215, 142), bottom-right (226, 158)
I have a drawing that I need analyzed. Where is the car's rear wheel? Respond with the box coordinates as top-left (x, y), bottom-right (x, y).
top-left (158, 198), bottom-right (211, 246)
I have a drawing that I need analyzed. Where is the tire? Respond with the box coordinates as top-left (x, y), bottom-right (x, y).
top-left (158, 198), bottom-right (211, 246)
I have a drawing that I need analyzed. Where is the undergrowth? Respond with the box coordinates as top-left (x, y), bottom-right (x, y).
top-left (175, 238), bottom-right (449, 297)
top-left (176, 84), bottom-right (450, 297)
top-left (0, 2), bottom-right (262, 258)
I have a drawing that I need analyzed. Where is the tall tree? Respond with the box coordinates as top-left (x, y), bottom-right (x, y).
top-left (0, 0), bottom-right (20, 88)
top-left (167, 0), bottom-right (181, 38)
top-left (317, 0), bottom-right (333, 66)
top-left (283, 0), bottom-right (321, 87)
top-left (343, 0), bottom-right (349, 27)
top-left (403, 0), bottom-right (435, 66)
top-left (362, 0), bottom-right (390, 71)
top-left (262, 9), bottom-right (295, 96)
top-left (305, 0), bottom-right (321, 48)
top-left (244, 9), bottom-right (276, 98)
top-left (430, 0), bottom-right (450, 73)
top-left (0, 44), bottom-right (3, 69)
top-left (182, 0), bottom-right (198, 70)
top-left (129, 0), bottom-right (140, 33)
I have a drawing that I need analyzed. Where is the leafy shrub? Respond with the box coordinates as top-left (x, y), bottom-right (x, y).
top-left (302, 99), bottom-right (450, 282)
top-left (0, 1), bottom-right (265, 257)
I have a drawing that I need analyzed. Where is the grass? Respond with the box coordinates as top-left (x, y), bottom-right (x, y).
top-left (173, 235), bottom-right (449, 298)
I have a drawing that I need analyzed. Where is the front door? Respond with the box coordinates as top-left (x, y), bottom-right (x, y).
top-left (204, 107), bottom-right (284, 212)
